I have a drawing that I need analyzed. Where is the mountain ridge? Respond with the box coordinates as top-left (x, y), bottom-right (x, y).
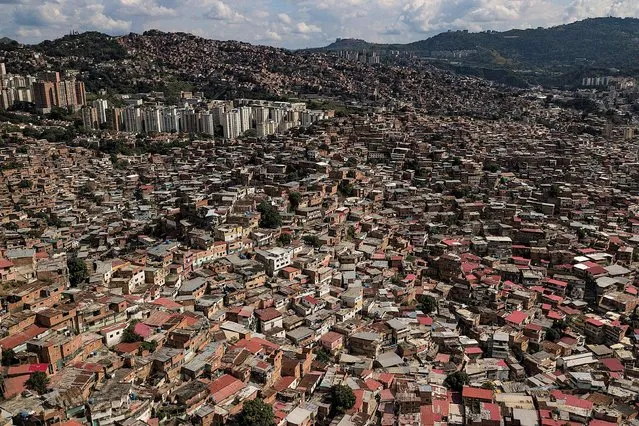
top-left (318, 18), bottom-right (639, 72)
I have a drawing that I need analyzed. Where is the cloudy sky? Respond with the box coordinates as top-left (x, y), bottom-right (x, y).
top-left (2, 0), bottom-right (639, 48)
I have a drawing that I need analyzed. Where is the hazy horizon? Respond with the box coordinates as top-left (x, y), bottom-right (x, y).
top-left (2, 0), bottom-right (639, 49)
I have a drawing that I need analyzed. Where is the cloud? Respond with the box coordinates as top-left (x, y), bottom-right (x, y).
top-left (3, 0), bottom-right (639, 48)
top-left (294, 22), bottom-right (321, 34)
top-left (205, 0), bottom-right (248, 23)
top-left (564, 0), bottom-right (639, 21)
top-left (381, 26), bottom-right (402, 35)
top-left (13, 3), bottom-right (67, 26)
top-left (278, 13), bottom-right (292, 24)
top-left (114, 0), bottom-right (177, 17)
top-left (264, 30), bottom-right (282, 41)
top-left (84, 4), bottom-right (131, 32)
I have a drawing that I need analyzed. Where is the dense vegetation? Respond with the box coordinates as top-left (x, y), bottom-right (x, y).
top-left (37, 32), bottom-right (128, 62)
top-left (234, 398), bottom-right (274, 426)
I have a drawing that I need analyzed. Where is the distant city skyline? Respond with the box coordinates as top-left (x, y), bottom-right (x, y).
top-left (3, 0), bottom-right (639, 49)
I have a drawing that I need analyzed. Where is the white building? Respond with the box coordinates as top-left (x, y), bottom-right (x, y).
top-left (200, 111), bottom-right (215, 136)
top-left (143, 108), bottom-right (163, 133)
top-left (122, 107), bottom-right (143, 133)
top-left (223, 109), bottom-right (241, 139)
top-left (92, 99), bottom-right (108, 125)
top-left (162, 106), bottom-right (180, 132)
top-left (239, 106), bottom-right (252, 133)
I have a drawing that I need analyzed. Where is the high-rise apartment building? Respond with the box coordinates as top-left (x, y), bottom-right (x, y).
top-left (75, 81), bottom-right (86, 106)
top-left (200, 111), bottom-right (215, 136)
top-left (239, 106), bottom-right (252, 133)
top-left (143, 108), bottom-right (163, 133)
top-left (122, 107), bottom-right (143, 133)
top-left (57, 80), bottom-right (77, 110)
top-left (33, 81), bottom-right (59, 113)
top-left (254, 106), bottom-right (269, 125)
top-left (223, 110), bottom-right (241, 139)
top-left (162, 106), bottom-right (180, 132)
top-left (181, 109), bottom-right (200, 134)
top-left (92, 99), bottom-right (108, 125)
top-left (81, 106), bottom-right (99, 130)
top-left (105, 107), bottom-right (122, 131)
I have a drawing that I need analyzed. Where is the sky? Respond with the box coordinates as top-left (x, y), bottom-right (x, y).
top-left (2, 0), bottom-right (639, 49)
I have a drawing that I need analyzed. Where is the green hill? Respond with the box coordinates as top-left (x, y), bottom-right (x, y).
top-left (315, 17), bottom-right (639, 86)
top-left (37, 31), bottom-right (128, 62)
top-left (406, 17), bottom-right (639, 69)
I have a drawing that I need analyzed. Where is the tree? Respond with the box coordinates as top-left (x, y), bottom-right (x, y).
top-left (26, 371), bottom-right (50, 394)
top-left (331, 384), bottom-right (356, 413)
top-left (347, 225), bottom-right (356, 239)
top-left (345, 157), bottom-right (357, 167)
top-left (289, 192), bottom-right (301, 212)
top-left (277, 233), bottom-right (292, 246)
top-left (236, 398), bottom-right (274, 426)
top-left (315, 348), bottom-right (331, 363)
top-left (67, 256), bottom-right (88, 287)
top-left (420, 296), bottom-right (437, 314)
top-left (483, 163), bottom-right (499, 173)
top-left (444, 371), bottom-right (469, 392)
top-left (257, 201), bottom-right (282, 229)
top-left (241, 129), bottom-right (258, 138)
top-left (302, 235), bottom-right (322, 248)
top-left (338, 180), bottom-right (355, 197)
top-left (546, 327), bottom-right (561, 342)
top-left (140, 341), bottom-right (157, 352)
top-left (2, 349), bottom-right (18, 366)
top-left (122, 322), bottom-right (142, 343)
top-left (18, 179), bottom-right (32, 189)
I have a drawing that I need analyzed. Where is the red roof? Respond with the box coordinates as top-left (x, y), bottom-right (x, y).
top-left (320, 331), bottom-right (344, 344)
top-left (464, 347), bottom-right (483, 355)
top-left (586, 318), bottom-right (604, 327)
top-left (0, 258), bottom-right (14, 268)
top-left (462, 386), bottom-right (493, 401)
top-left (590, 421), bottom-right (618, 426)
top-left (600, 358), bottom-right (624, 372)
top-left (364, 379), bottom-right (383, 391)
top-left (1, 375), bottom-right (30, 398)
top-left (417, 315), bottom-right (433, 326)
top-left (420, 405), bottom-right (434, 426)
top-left (234, 337), bottom-right (280, 354)
top-left (152, 297), bottom-right (183, 309)
top-left (255, 308), bottom-right (282, 321)
top-left (115, 342), bottom-right (142, 354)
top-left (482, 403), bottom-right (501, 421)
top-left (347, 389), bottom-right (365, 414)
top-left (273, 376), bottom-right (296, 392)
top-left (586, 265), bottom-right (608, 276)
top-left (303, 295), bottom-right (319, 305)
top-left (379, 388), bottom-right (394, 401)
top-left (134, 322), bottom-right (154, 338)
top-left (545, 278), bottom-right (567, 287)
top-left (0, 324), bottom-right (47, 350)
top-left (377, 372), bottom-right (394, 387)
top-left (209, 374), bottom-right (245, 402)
top-left (505, 311), bottom-right (528, 325)
top-left (6, 363), bottom-right (49, 377)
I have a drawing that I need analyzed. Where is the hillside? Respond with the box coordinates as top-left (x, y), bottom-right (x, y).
top-left (316, 17), bottom-right (639, 86)
top-left (407, 17), bottom-right (639, 69)
top-left (0, 30), bottom-right (525, 118)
